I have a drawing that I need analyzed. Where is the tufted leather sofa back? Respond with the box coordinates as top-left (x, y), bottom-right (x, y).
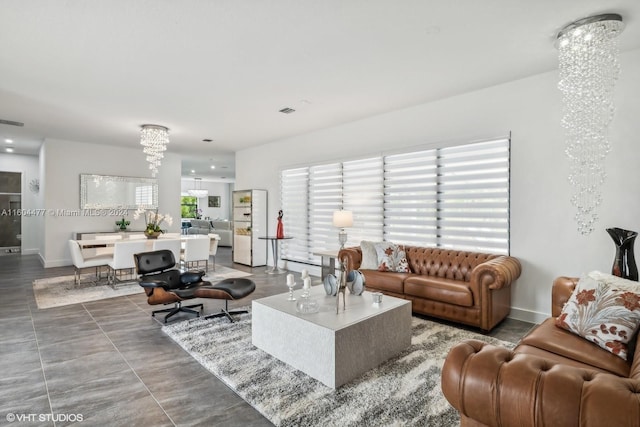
top-left (404, 246), bottom-right (498, 282)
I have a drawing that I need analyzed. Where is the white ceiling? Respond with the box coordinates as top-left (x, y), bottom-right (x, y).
top-left (1, 1), bottom-right (639, 180)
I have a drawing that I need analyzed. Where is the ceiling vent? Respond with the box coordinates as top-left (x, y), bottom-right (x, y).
top-left (0, 119), bottom-right (24, 127)
top-left (279, 107), bottom-right (296, 114)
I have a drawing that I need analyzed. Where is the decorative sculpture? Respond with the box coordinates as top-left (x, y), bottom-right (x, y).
top-left (336, 256), bottom-right (348, 313)
top-left (276, 209), bottom-right (284, 239)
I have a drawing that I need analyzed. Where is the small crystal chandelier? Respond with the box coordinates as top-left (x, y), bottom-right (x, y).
top-left (187, 177), bottom-right (208, 198)
top-left (556, 14), bottom-right (624, 235)
top-left (140, 124), bottom-right (169, 177)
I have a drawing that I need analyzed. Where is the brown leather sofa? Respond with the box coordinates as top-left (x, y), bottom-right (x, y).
top-left (338, 246), bottom-right (522, 331)
top-left (441, 276), bottom-right (640, 427)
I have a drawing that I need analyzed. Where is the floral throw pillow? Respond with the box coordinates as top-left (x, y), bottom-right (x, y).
top-left (374, 242), bottom-right (410, 273)
top-left (556, 271), bottom-right (640, 360)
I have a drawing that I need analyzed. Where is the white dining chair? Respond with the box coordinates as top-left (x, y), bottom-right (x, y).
top-left (107, 240), bottom-right (148, 287)
top-left (68, 240), bottom-right (112, 285)
top-left (181, 236), bottom-right (211, 271)
top-left (152, 238), bottom-right (182, 266)
top-left (208, 233), bottom-right (220, 271)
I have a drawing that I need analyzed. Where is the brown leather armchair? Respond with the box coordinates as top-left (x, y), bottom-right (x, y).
top-left (441, 276), bottom-right (640, 427)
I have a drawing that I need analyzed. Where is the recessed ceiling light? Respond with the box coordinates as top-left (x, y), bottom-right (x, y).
top-left (5, 147), bottom-right (14, 153)
top-left (210, 165), bottom-right (216, 169)
top-left (5, 139), bottom-right (13, 143)
top-left (191, 169), bottom-right (195, 174)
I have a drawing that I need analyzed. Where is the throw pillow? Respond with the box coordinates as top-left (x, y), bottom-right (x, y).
top-left (359, 240), bottom-right (380, 270)
top-left (374, 242), bottom-right (410, 273)
top-left (556, 270), bottom-right (640, 360)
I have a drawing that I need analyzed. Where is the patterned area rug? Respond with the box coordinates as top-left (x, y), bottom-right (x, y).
top-left (163, 311), bottom-right (514, 426)
top-left (33, 266), bottom-right (252, 309)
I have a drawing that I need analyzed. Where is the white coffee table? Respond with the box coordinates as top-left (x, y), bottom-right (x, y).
top-left (251, 286), bottom-right (412, 388)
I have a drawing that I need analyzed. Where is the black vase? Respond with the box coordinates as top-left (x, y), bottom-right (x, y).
top-left (606, 227), bottom-right (638, 281)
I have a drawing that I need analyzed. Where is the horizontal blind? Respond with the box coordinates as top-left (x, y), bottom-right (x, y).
top-left (280, 135), bottom-right (511, 265)
top-left (280, 168), bottom-right (309, 263)
top-left (384, 150), bottom-right (439, 246)
top-left (438, 138), bottom-right (510, 254)
top-left (343, 157), bottom-right (384, 247)
top-left (308, 163), bottom-right (343, 258)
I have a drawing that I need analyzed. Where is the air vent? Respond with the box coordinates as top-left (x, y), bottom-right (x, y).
top-left (279, 107), bottom-right (296, 114)
top-left (202, 139), bottom-right (213, 142)
top-left (0, 119), bottom-right (24, 127)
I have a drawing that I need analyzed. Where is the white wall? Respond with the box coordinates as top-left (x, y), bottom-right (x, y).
top-left (41, 138), bottom-right (182, 267)
top-left (0, 152), bottom-right (41, 254)
top-left (236, 48), bottom-right (640, 323)
top-left (180, 179), bottom-right (232, 220)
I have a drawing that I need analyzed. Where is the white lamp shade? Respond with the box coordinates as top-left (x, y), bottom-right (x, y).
top-left (332, 210), bottom-right (353, 228)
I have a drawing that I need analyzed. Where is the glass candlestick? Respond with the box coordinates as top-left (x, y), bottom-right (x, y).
top-left (286, 273), bottom-right (296, 301)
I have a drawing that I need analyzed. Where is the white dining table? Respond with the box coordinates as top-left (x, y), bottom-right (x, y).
top-left (75, 234), bottom-right (217, 256)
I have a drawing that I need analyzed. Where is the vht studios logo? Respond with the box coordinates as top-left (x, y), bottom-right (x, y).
top-left (6, 413), bottom-right (84, 422)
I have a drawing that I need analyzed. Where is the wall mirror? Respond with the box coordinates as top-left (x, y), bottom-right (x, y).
top-left (80, 174), bottom-right (158, 209)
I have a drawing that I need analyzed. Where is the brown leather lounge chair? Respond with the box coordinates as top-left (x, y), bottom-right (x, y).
top-left (134, 249), bottom-right (255, 323)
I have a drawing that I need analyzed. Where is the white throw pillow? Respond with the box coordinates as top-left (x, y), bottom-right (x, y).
top-left (360, 240), bottom-right (379, 270)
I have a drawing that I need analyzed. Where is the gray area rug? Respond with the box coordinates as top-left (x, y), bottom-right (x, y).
top-left (33, 266), bottom-right (252, 309)
top-left (163, 310), bottom-right (514, 426)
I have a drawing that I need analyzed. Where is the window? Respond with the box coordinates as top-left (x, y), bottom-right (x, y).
top-left (280, 136), bottom-right (510, 265)
top-left (135, 185), bottom-right (154, 207)
top-left (181, 196), bottom-right (198, 218)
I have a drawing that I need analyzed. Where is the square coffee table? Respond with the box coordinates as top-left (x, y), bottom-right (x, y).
top-left (251, 286), bottom-right (411, 388)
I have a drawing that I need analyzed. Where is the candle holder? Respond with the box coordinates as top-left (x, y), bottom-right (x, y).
top-left (286, 281), bottom-right (296, 301)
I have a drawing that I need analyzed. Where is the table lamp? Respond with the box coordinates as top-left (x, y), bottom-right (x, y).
top-left (332, 210), bottom-right (353, 249)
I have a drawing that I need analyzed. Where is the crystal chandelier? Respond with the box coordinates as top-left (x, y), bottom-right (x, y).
top-left (187, 177), bottom-right (208, 198)
top-left (556, 14), bottom-right (624, 235)
top-left (140, 124), bottom-right (169, 177)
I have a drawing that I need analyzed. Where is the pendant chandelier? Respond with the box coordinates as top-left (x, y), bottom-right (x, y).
top-left (188, 177), bottom-right (208, 198)
top-left (140, 124), bottom-right (169, 177)
top-left (556, 14), bottom-right (624, 235)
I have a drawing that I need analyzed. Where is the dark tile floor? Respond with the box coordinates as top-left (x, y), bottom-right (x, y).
top-left (0, 248), bottom-right (534, 426)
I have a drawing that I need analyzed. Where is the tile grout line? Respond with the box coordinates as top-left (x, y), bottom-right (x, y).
top-left (81, 301), bottom-right (178, 427)
top-left (26, 299), bottom-right (56, 427)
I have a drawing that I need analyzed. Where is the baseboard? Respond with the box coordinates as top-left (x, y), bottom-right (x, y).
top-left (508, 307), bottom-right (547, 325)
top-left (42, 257), bottom-right (71, 268)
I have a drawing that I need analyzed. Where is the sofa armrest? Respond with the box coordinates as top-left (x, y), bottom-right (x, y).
top-left (338, 246), bottom-right (362, 271)
top-left (470, 256), bottom-right (522, 291)
top-left (552, 276), bottom-right (578, 317)
top-left (442, 339), bottom-right (640, 427)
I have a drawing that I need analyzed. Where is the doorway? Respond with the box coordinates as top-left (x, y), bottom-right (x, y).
top-left (0, 171), bottom-right (21, 254)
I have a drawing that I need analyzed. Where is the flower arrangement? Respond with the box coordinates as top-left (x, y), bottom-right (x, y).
top-left (115, 217), bottom-right (130, 230)
top-left (134, 208), bottom-right (173, 233)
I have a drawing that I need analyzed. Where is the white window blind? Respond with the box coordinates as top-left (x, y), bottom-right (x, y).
top-left (280, 168), bottom-right (309, 263)
top-left (343, 157), bottom-right (384, 246)
top-left (308, 164), bottom-right (343, 255)
top-left (437, 139), bottom-right (510, 253)
top-left (383, 150), bottom-right (439, 246)
top-left (280, 136), bottom-right (510, 265)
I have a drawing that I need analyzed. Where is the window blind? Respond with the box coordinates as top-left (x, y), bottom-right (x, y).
top-left (343, 157), bottom-right (384, 246)
top-left (280, 168), bottom-right (309, 263)
top-left (280, 136), bottom-right (511, 265)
